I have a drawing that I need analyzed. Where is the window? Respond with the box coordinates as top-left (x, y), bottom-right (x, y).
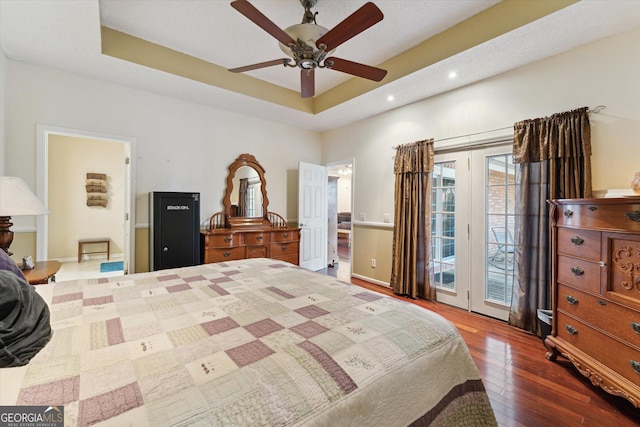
top-left (432, 161), bottom-right (456, 290)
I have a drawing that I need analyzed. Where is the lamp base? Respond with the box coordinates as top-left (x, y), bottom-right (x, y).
top-left (0, 216), bottom-right (15, 257)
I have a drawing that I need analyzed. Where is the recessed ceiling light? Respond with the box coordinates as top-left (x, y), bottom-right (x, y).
top-left (387, 95), bottom-right (394, 102)
top-left (448, 71), bottom-right (457, 79)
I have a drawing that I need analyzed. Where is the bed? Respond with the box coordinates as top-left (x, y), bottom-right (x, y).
top-left (1, 258), bottom-right (496, 426)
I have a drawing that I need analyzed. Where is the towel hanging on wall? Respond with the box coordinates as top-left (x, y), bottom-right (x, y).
top-left (86, 173), bottom-right (108, 207)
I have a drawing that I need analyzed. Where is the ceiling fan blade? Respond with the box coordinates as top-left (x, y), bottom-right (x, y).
top-left (231, 0), bottom-right (297, 47)
top-left (316, 2), bottom-right (383, 52)
top-left (229, 58), bottom-right (290, 73)
top-left (301, 70), bottom-right (315, 98)
top-left (327, 57), bottom-right (387, 82)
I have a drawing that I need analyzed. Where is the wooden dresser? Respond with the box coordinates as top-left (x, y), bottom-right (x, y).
top-left (201, 226), bottom-right (300, 265)
top-left (547, 198), bottom-right (640, 407)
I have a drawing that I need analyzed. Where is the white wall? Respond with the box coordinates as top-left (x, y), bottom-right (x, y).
top-left (0, 50), bottom-right (6, 174)
top-left (321, 27), bottom-right (640, 224)
top-left (337, 175), bottom-right (352, 213)
top-left (5, 60), bottom-right (322, 230)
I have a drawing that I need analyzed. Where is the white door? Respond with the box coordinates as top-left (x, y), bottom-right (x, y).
top-left (299, 162), bottom-right (327, 271)
top-left (433, 143), bottom-right (515, 321)
top-left (432, 151), bottom-right (471, 309)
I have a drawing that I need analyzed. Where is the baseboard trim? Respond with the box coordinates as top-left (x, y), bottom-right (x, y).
top-left (352, 273), bottom-right (390, 288)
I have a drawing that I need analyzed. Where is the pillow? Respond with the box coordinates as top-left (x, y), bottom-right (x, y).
top-left (0, 270), bottom-right (52, 367)
top-left (0, 248), bottom-right (27, 281)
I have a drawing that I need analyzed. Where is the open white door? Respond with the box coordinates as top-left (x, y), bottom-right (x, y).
top-left (298, 162), bottom-right (327, 271)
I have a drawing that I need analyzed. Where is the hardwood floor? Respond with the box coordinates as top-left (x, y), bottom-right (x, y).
top-left (348, 277), bottom-right (639, 426)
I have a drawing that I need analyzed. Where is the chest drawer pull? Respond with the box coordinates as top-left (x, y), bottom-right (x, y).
top-left (566, 295), bottom-right (578, 305)
top-left (282, 245), bottom-right (288, 251)
top-left (631, 322), bottom-right (640, 335)
top-left (224, 237), bottom-right (232, 243)
top-left (625, 211), bottom-right (640, 222)
top-left (283, 233), bottom-right (289, 238)
top-left (256, 235), bottom-right (263, 241)
top-left (570, 236), bottom-right (584, 245)
top-left (587, 206), bottom-right (598, 211)
top-left (570, 267), bottom-right (584, 276)
top-left (631, 360), bottom-right (640, 374)
top-left (223, 251), bottom-right (231, 257)
top-left (597, 300), bottom-right (606, 306)
top-left (564, 209), bottom-right (574, 218)
top-left (565, 325), bottom-right (578, 335)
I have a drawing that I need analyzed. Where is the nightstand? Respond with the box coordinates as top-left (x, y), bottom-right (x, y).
top-left (22, 260), bottom-right (62, 285)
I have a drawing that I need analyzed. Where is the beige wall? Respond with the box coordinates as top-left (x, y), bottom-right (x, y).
top-left (351, 224), bottom-right (393, 283)
top-left (4, 59), bottom-right (322, 267)
top-left (322, 27), bottom-right (640, 285)
top-left (48, 134), bottom-right (125, 260)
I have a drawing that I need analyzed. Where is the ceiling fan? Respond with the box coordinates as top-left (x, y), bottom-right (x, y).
top-left (229, 0), bottom-right (388, 98)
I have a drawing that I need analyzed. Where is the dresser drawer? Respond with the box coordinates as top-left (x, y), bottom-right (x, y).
top-left (270, 241), bottom-right (299, 257)
top-left (271, 229), bottom-right (298, 243)
top-left (245, 232), bottom-right (269, 245)
top-left (557, 255), bottom-right (601, 293)
top-left (204, 246), bottom-right (245, 263)
top-left (556, 228), bottom-right (600, 261)
top-left (557, 202), bottom-right (640, 232)
top-left (556, 313), bottom-right (640, 386)
top-left (246, 245), bottom-right (268, 258)
top-left (206, 233), bottom-right (241, 247)
top-left (558, 285), bottom-right (640, 347)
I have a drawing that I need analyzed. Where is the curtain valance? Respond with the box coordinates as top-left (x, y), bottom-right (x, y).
top-left (394, 139), bottom-right (434, 174)
top-left (513, 107), bottom-right (591, 164)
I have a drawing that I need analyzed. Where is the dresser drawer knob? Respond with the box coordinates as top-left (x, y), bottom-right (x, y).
top-left (630, 360), bottom-right (640, 375)
top-left (631, 322), bottom-right (640, 335)
top-left (256, 235), bottom-right (263, 241)
top-left (282, 245), bottom-right (288, 251)
top-left (587, 206), bottom-right (598, 211)
top-left (565, 325), bottom-right (578, 335)
top-left (570, 237), bottom-right (584, 245)
top-left (570, 267), bottom-right (584, 276)
top-left (598, 261), bottom-right (606, 267)
top-left (597, 300), bottom-right (607, 306)
top-left (283, 233), bottom-right (289, 238)
top-left (625, 211), bottom-right (640, 222)
top-left (223, 251), bottom-right (231, 257)
top-left (564, 209), bottom-right (574, 218)
top-left (566, 295), bottom-right (578, 305)
top-left (224, 237), bottom-right (232, 243)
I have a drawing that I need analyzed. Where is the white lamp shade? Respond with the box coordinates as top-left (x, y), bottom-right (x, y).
top-left (0, 176), bottom-right (50, 216)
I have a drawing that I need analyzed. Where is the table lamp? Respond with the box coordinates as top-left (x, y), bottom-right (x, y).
top-left (0, 176), bottom-right (50, 256)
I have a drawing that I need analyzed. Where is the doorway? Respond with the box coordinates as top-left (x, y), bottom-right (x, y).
top-left (36, 125), bottom-right (136, 274)
top-left (327, 160), bottom-right (353, 281)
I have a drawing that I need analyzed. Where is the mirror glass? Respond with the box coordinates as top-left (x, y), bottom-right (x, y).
top-left (229, 166), bottom-right (263, 217)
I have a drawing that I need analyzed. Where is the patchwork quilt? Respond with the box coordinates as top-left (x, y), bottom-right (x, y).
top-left (4, 259), bottom-right (497, 426)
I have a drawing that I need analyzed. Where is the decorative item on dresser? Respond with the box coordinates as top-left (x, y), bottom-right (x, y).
top-left (201, 154), bottom-right (300, 265)
top-left (547, 197), bottom-right (640, 408)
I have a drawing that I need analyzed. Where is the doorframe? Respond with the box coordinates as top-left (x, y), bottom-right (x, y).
top-left (326, 158), bottom-right (355, 277)
top-left (36, 125), bottom-right (137, 273)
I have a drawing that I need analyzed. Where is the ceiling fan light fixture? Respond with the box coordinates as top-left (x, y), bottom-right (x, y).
top-left (279, 23), bottom-right (334, 58)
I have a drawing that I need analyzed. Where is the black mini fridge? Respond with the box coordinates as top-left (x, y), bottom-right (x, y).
top-left (149, 192), bottom-right (200, 271)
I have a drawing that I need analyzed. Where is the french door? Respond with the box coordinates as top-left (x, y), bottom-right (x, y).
top-left (432, 143), bottom-right (517, 320)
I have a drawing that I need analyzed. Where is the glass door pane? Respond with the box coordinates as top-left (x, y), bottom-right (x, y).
top-left (432, 161), bottom-right (456, 291)
top-left (486, 154), bottom-right (517, 305)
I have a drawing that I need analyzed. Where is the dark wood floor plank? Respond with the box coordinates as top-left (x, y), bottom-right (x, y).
top-left (347, 277), bottom-right (640, 426)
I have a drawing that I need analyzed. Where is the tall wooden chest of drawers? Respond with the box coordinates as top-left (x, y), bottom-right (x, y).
top-left (547, 198), bottom-right (640, 407)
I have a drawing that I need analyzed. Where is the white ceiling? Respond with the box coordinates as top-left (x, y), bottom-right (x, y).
top-left (2, 0), bottom-right (640, 132)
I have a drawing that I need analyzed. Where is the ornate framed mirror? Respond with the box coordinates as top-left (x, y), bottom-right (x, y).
top-left (222, 154), bottom-right (270, 227)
